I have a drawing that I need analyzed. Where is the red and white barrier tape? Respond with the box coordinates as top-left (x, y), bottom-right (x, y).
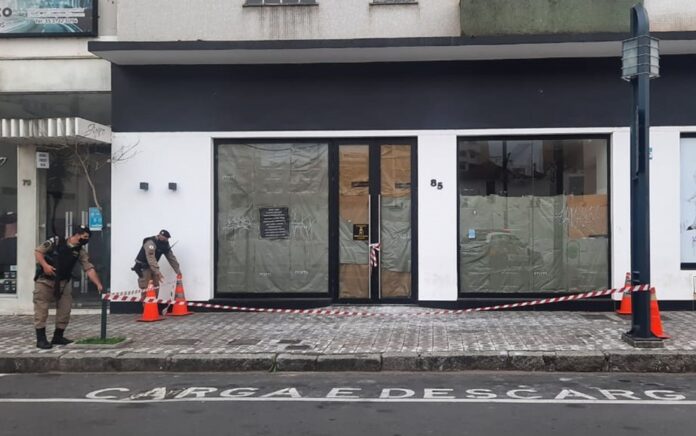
top-left (102, 284), bottom-right (650, 317)
top-left (369, 242), bottom-right (380, 268)
top-left (105, 288), bottom-right (145, 298)
top-left (104, 280), bottom-right (177, 299)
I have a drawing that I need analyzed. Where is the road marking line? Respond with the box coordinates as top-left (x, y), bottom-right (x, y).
top-left (0, 397), bottom-right (695, 405)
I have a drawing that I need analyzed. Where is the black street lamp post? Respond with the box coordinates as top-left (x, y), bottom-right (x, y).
top-left (621, 4), bottom-right (662, 347)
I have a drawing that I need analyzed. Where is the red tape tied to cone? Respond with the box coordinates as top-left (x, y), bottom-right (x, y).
top-left (102, 284), bottom-right (652, 317)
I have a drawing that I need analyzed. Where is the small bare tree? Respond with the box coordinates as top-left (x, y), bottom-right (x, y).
top-left (40, 140), bottom-right (139, 234)
top-left (44, 140), bottom-right (138, 209)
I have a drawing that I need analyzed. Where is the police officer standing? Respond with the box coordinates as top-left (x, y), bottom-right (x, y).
top-left (132, 229), bottom-right (181, 293)
top-left (34, 225), bottom-right (104, 349)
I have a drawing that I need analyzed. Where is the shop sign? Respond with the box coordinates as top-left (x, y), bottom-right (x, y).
top-left (259, 207), bottom-right (289, 239)
top-left (0, 1), bottom-right (97, 37)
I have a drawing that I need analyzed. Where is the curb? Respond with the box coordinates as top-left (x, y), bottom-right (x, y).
top-left (1, 351), bottom-right (696, 373)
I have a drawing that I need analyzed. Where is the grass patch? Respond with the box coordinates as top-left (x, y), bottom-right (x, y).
top-left (75, 337), bottom-right (127, 345)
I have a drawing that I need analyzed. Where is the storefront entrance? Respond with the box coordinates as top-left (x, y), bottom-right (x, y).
top-left (39, 144), bottom-right (111, 307)
top-left (337, 140), bottom-right (415, 302)
top-left (214, 139), bottom-right (416, 303)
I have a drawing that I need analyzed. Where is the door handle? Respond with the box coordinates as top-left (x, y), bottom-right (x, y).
top-left (368, 194), bottom-right (372, 297)
top-left (377, 194), bottom-right (381, 299)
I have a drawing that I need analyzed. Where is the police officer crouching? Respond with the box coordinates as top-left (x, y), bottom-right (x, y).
top-left (132, 229), bottom-right (181, 294)
top-left (33, 225), bottom-right (104, 349)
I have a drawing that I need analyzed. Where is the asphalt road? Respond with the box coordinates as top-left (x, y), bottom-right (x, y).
top-left (1, 372), bottom-right (694, 435)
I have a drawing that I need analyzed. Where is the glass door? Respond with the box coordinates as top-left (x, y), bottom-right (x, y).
top-left (39, 145), bottom-right (111, 306)
top-left (337, 141), bottom-right (414, 302)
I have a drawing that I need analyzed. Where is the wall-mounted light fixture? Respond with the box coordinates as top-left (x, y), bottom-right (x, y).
top-left (139, 182), bottom-right (149, 191)
top-left (168, 182), bottom-right (177, 191)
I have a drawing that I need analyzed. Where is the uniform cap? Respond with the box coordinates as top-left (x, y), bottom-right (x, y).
top-left (159, 229), bottom-right (171, 238)
top-left (73, 225), bottom-right (91, 237)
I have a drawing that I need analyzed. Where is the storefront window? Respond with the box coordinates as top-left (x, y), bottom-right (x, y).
top-left (0, 144), bottom-right (18, 294)
top-left (41, 145), bottom-right (111, 304)
top-left (216, 142), bottom-right (330, 294)
top-left (458, 138), bottom-right (609, 293)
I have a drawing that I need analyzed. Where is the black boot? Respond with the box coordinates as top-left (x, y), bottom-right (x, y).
top-left (51, 328), bottom-right (73, 346)
top-left (36, 328), bottom-right (52, 349)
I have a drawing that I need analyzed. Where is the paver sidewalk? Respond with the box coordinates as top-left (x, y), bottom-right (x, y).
top-left (2, 308), bottom-right (696, 373)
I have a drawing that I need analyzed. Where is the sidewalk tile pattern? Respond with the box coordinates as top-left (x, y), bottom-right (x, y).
top-left (1, 307), bottom-right (695, 355)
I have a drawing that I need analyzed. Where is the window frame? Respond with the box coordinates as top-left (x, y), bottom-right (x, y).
top-left (456, 134), bottom-right (612, 297)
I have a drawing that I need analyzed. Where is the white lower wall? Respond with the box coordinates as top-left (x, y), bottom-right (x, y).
top-left (111, 133), bottom-right (213, 301)
top-left (610, 127), bottom-right (696, 301)
top-left (610, 130), bottom-right (632, 296)
top-left (106, 128), bottom-right (696, 305)
top-left (650, 128), bottom-right (696, 300)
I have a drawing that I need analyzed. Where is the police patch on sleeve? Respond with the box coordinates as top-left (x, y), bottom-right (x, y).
top-left (42, 240), bottom-right (52, 249)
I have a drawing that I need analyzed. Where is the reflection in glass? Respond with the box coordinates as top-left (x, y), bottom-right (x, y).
top-left (458, 138), bottom-right (609, 293)
top-left (42, 145), bottom-right (111, 303)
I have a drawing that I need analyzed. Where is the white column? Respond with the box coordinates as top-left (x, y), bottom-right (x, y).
top-left (610, 130), bottom-right (632, 292)
top-left (650, 128), bottom-right (689, 300)
top-left (417, 134), bottom-right (458, 301)
top-left (16, 144), bottom-right (39, 312)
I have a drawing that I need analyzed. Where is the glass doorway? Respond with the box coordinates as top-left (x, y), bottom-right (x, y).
top-left (337, 140), bottom-right (415, 302)
top-left (39, 145), bottom-right (111, 306)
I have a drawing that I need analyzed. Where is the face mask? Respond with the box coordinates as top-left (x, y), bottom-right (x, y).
top-left (78, 238), bottom-right (89, 246)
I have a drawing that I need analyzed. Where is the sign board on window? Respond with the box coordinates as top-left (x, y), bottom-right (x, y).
top-left (88, 207), bottom-right (103, 231)
top-left (353, 224), bottom-right (369, 241)
top-left (259, 207), bottom-right (290, 239)
top-left (0, 1), bottom-right (97, 37)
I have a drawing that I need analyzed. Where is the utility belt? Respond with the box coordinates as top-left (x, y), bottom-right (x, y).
top-left (131, 260), bottom-right (149, 278)
top-left (34, 265), bottom-right (73, 283)
top-left (34, 266), bottom-right (72, 299)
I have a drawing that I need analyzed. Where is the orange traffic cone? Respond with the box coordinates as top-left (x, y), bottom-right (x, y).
top-left (649, 287), bottom-right (670, 339)
top-left (138, 281), bottom-right (164, 322)
top-left (616, 272), bottom-right (632, 315)
top-left (170, 274), bottom-right (192, 316)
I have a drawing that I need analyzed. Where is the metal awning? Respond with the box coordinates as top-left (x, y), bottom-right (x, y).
top-left (0, 117), bottom-right (111, 146)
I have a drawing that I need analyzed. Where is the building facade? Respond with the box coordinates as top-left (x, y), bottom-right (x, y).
top-left (2, 0), bottom-right (696, 313)
top-left (0, 0), bottom-right (114, 313)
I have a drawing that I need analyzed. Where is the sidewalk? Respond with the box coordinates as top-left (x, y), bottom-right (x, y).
top-left (2, 307), bottom-right (696, 373)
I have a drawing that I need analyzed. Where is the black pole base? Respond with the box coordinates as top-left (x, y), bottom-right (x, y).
top-left (621, 332), bottom-right (664, 348)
